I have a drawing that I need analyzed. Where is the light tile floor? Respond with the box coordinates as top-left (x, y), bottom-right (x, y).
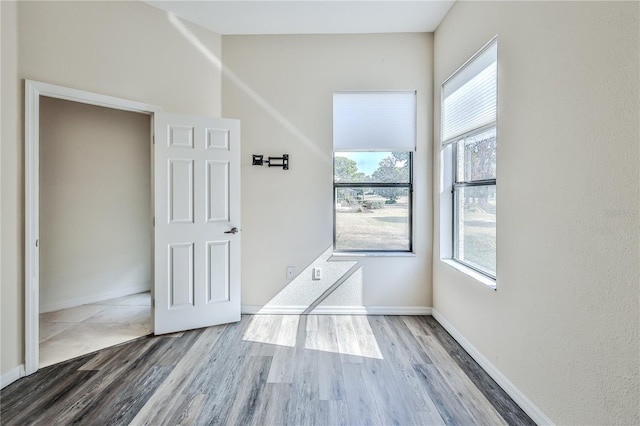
top-left (39, 292), bottom-right (152, 368)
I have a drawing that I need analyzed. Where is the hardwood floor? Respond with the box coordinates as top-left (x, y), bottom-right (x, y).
top-left (1, 315), bottom-right (534, 425)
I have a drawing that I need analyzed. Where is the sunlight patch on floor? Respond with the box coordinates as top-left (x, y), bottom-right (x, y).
top-left (242, 314), bottom-right (299, 348)
top-left (305, 315), bottom-right (383, 359)
top-left (243, 314), bottom-right (383, 359)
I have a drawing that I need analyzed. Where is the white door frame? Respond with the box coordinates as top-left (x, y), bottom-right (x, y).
top-left (24, 79), bottom-right (161, 375)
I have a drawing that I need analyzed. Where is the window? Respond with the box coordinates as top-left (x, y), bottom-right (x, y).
top-left (333, 92), bottom-right (416, 252)
top-left (442, 39), bottom-right (497, 279)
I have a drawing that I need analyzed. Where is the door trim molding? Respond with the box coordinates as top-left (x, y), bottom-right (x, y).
top-left (24, 79), bottom-right (161, 376)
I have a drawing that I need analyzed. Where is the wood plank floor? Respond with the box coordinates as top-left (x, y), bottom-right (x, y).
top-left (1, 315), bottom-right (535, 425)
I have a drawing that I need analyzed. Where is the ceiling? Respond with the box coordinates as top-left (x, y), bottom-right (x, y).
top-left (144, 1), bottom-right (455, 35)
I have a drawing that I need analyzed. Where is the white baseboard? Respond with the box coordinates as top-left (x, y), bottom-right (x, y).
top-left (1, 364), bottom-right (25, 390)
top-left (366, 306), bottom-right (431, 315)
top-left (40, 284), bottom-right (151, 313)
top-left (431, 309), bottom-right (553, 426)
top-left (241, 305), bottom-right (431, 315)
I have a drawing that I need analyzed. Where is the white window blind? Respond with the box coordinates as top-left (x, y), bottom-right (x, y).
top-left (333, 91), bottom-right (416, 151)
top-left (442, 41), bottom-right (497, 145)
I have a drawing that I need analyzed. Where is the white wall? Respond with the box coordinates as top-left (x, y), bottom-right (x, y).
top-left (1, 0), bottom-right (221, 379)
top-left (39, 97), bottom-right (151, 312)
top-left (222, 33), bottom-right (433, 310)
top-left (433, 1), bottom-right (640, 424)
top-left (1, 0), bottom-right (21, 381)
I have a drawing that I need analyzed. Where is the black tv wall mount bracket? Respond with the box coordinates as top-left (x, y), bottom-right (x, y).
top-left (252, 154), bottom-right (289, 170)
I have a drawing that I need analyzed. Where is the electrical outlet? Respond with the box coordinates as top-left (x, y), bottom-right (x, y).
top-left (286, 266), bottom-right (295, 280)
top-left (312, 267), bottom-right (322, 280)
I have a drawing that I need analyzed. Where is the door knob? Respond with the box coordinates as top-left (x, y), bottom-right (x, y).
top-left (224, 227), bottom-right (238, 234)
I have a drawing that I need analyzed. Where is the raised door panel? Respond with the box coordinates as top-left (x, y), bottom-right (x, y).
top-left (206, 128), bottom-right (230, 150)
top-left (168, 125), bottom-right (194, 148)
top-left (169, 243), bottom-right (195, 308)
top-left (207, 241), bottom-right (230, 304)
top-left (206, 160), bottom-right (229, 223)
top-left (169, 159), bottom-right (194, 224)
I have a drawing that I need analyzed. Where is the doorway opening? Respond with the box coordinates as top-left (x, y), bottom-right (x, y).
top-left (37, 97), bottom-right (152, 367)
top-left (25, 80), bottom-right (242, 377)
top-left (25, 80), bottom-right (161, 375)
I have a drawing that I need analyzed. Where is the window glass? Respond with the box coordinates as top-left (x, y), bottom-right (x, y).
top-left (455, 185), bottom-right (496, 276)
top-left (335, 152), bottom-right (410, 183)
top-left (334, 152), bottom-right (412, 252)
top-left (335, 187), bottom-right (410, 251)
top-left (456, 127), bottom-right (496, 182)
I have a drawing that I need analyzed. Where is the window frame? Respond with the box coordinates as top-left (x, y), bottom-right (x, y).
top-left (441, 37), bottom-right (498, 283)
top-left (451, 131), bottom-right (496, 279)
top-left (333, 152), bottom-right (414, 253)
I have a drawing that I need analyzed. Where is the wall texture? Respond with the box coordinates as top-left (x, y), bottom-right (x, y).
top-left (222, 34), bottom-right (433, 310)
top-left (1, 0), bottom-right (221, 379)
top-left (432, 1), bottom-right (640, 424)
top-left (39, 97), bottom-right (151, 312)
top-left (1, 0), bottom-right (21, 380)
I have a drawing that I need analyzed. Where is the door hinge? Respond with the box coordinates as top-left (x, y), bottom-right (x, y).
top-left (153, 217), bottom-right (155, 226)
top-left (35, 239), bottom-right (39, 248)
top-left (152, 135), bottom-right (155, 144)
top-left (152, 298), bottom-right (155, 308)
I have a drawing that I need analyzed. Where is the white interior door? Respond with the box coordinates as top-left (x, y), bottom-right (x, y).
top-left (154, 113), bottom-right (241, 335)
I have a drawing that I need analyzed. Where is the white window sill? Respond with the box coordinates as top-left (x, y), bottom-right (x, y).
top-left (331, 251), bottom-right (416, 259)
top-left (441, 259), bottom-right (496, 290)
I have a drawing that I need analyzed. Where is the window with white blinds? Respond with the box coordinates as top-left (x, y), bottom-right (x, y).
top-left (332, 91), bottom-right (415, 253)
top-left (333, 91), bottom-right (416, 151)
top-left (441, 38), bottom-right (498, 282)
top-left (442, 41), bottom-right (497, 145)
